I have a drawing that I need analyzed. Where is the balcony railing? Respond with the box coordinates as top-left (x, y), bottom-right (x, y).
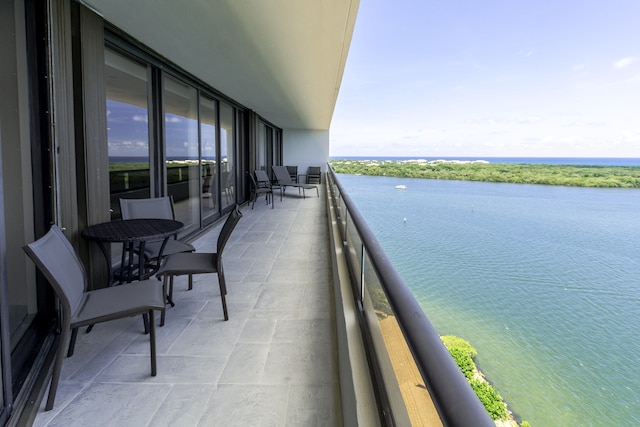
top-left (108, 161), bottom-right (225, 218)
top-left (326, 165), bottom-right (494, 426)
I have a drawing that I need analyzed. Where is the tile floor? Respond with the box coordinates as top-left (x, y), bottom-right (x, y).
top-left (32, 187), bottom-right (341, 426)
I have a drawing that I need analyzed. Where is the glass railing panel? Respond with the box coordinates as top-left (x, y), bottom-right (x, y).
top-left (344, 210), bottom-right (363, 298)
top-left (361, 252), bottom-right (413, 425)
top-left (339, 195), bottom-right (348, 235)
top-left (362, 251), bottom-right (441, 426)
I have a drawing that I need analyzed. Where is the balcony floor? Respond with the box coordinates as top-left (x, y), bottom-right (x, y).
top-left (33, 188), bottom-right (341, 426)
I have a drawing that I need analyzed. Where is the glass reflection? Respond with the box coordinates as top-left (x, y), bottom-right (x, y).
top-left (164, 76), bottom-right (199, 233)
top-left (105, 48), bottom-right (150, 219)
top-left (200, 97), bottom-right (217, 222)
top-left (220, 102), bottom-right (235, 210)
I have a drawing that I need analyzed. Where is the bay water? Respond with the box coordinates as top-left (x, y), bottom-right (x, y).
top-left (337, 173), bottom-right (640, 426)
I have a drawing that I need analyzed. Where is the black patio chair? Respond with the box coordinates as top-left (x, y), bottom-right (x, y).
top-left (255, 169), bottom-right (283, 202)
top-left (23, 225), bottom-right (165, 411)
top-left (247, 171), bottom-right (273, 209)
top-left (155, 205), bottom-right (243, 322)
top-left (286, 165), bottom-right (298, 183)
top-left (306, 166), bottom-right (322, 184)
top-left (272, 165), bottom-right (319, 198)
top-left (120, 196), bottom-right (195, 268)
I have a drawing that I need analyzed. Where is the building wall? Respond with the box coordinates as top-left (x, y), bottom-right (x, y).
top-left (282, 129), bottom-right (329, 176)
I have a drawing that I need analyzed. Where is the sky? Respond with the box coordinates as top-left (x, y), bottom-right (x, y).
top-left (329, 0), bottom-right (640, 158)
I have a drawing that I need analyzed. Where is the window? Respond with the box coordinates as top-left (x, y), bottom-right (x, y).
top-left (257, 122), bottom-right (267, 171)
top-left (219, 102), bottom-right (235, 211)
top-left (163, 75), bottom-right (199, 234)
top-left (105, 48), bottom-right (151, 218)
top-left (256, 121), bottom-right (281, 179)
top-left (104, 33), bottom-right (261, 231)
top-left (200, 96), bottom-right (218, 223)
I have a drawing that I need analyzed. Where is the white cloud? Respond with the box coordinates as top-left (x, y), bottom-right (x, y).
top-left (517, 116), bottom-right (542, 124)
top-left (614, 57), bottom-right (636, 69)
top-left (133, 114), bottom-right (148, 123)
top-left (107, 139), bottom-right (149, 156)
top-left (617, 130), bottom-right (640, 144)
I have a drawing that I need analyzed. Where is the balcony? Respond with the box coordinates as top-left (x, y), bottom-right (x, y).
top-left (30, 172), bottom-right (491, 426)
top-left (32, 189), bottom-right (339, 426)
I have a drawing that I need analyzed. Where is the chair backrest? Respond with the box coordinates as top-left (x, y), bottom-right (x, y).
top-left (217, 205), bottom-right (243, 257)
top-left (23, 225), bottom-right (86, 318)
top-left (307, 166), bottom-right (321, 184)
top-left (247, 171), bottom-right (259, 189)
top-left (286, 166), bottom-right (298, 180)
top-left (120, 196), bottom-right (176, 220)
top-left (255, 169), bottom-right (271, 185)
top-left (272, 165), bottom-right (293, 185)
top-left (251, 170), bottom-right (270, 189)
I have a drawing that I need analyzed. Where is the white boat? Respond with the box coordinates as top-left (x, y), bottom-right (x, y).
top-left (394, 185), bottom-right (407, 190)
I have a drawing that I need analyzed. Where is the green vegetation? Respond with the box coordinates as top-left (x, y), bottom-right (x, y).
top-left (470, 379), bottom-right (510, 421)
top-left (330, 159), bottom-right (640, 188)
top-left (442, 335), bottom-right (532, 426)
top-left (441, 335), bottom-right (477, 358)
top-left (441, 335), bottom-right (507, 420)
top-left (449, 347), bottom-right (476, 380)
top-left (109, 162), bottom-right (149, 171)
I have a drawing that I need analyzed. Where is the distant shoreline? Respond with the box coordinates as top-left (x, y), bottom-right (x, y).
top-left (329, 156), bottom-right (640, 167)
top-left (330, 159), bottom-right (640, 188)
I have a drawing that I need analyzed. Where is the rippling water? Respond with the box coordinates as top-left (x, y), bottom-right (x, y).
top-left (338, 174), bottom-right (640, 427)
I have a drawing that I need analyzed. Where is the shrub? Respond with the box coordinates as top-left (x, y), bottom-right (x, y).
top-left (441, 335), bottom-right (477, 358)
top-left (448, 347), bottom-right (475, 380)
top-left (470, 378), bottom-right (508, 420)
top-left (441, 335), bottom-right (511, 422)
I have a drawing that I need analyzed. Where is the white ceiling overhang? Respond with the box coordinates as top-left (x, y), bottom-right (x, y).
top-left (83, 0), bottom-right (359, 130)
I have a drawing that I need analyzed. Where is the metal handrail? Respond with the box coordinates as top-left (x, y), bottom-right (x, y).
top-left (327, 165), bottom-right (494, 427)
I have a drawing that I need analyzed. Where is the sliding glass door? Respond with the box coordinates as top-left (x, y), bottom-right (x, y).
top-left (104, 34), bottom-right (253, 232)
top-left (219, 102), bottom-right (235, 212)
top-left (200, 96), bottom-right (218, 224)
top-left (163, 75), bottom-right (200, 235)
top-left (105, 48), bottom-right (151, 219)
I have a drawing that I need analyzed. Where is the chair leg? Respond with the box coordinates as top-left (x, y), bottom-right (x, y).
top-left (218, 275), bottom-right (229, 321)
top-left (67, 328), bottom-right (79, 357)
top-left (142, 313), bottom-right (150, 334)
top-left (148, 310), bottom-right (157, 376)
top-left (169, 275), bottom-right (176, 302)
top-left (164, 275), bottom-right (176, 307)
top-left (160, 276), bottom-right (167, 327)
top-left (46, 325), bottom-right (70, 411)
